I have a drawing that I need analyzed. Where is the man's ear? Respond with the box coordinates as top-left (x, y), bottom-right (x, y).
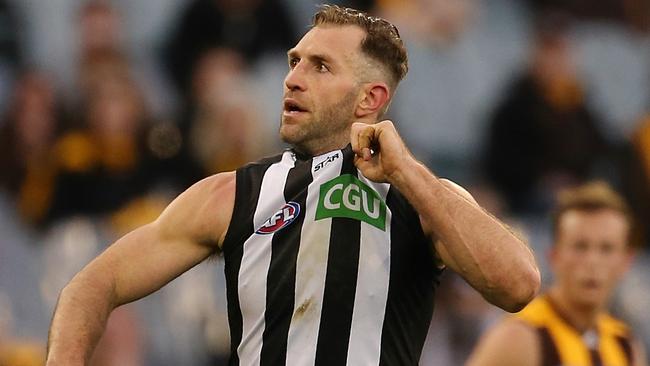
top-left (355, 83), bottom-right (390, 118)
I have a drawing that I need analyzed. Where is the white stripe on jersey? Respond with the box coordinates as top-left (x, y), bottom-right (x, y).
top-left (237, 151), bottom-right (295, 366)
top-left (285, 149), bottom-right (343, 366)
top-left (347, 174), bottom-right (392, 366)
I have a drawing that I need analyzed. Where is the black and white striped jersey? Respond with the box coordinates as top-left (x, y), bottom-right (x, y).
top-left (221, 144), bottom-right (442, 366)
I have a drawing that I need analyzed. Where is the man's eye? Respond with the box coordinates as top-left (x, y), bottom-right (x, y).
top-left (317, 63), bottom-right (329, 73)
top-left (289, 58), bottom-right (299, 68)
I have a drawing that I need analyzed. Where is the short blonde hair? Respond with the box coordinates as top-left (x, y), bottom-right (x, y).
top-left (552, 181), bottom-right (633, 245)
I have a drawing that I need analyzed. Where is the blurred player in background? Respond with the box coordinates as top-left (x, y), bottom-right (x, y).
top-left (468, 181), bottom-right (647, 366)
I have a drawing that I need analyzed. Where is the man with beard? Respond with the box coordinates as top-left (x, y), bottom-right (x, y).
top-left (468, 182), bottom-right (647, 366)
top-left (46, 5), bottom-right (540, 365)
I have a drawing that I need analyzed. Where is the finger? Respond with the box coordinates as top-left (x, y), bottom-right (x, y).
top-left (350, 122), bottom-right (367, 155)
top-left (351, 123), bottom-right (377, 161)
top-left (358, 125), bottom-right (375, 161)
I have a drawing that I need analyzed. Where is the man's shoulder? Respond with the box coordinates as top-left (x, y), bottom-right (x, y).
top-left (467, 313), bottom-right (539, 366)
top-left (191, 171), bottom-right (237, 197)
top-left (175, 172), bottom-right (237, 216)
top-left (513, 295), bottom-right (553, 327)
top-left (152, 171), bottom-right (236, 249)
top-left (598, 313), bottom-right (633, 338)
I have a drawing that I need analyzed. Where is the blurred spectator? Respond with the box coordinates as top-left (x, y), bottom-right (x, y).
top-left (78, 0), bottom-right (123, 61)
top-left (482, 12), bottom-right (610, 214)
top-left (375, 0), bottom-right (530, 181)
top-left (47, 52), bottom-right (156, 221)
top-left (89, 306), bottom-right (144, 366)
top-left (616, 252), bottom-right (650, 354)
top-left (0, 0), bottom-right (21, 116)
top-left (622, 115), bottom-right (650, 247)
top-left (73, 0), bottom-right (177, 118)
top-left (73, 1), bottom-right (128, 107)
top-left (0, 342), bottom-right (44, 366)
top-left (339, 0), bottom-right (375, 12)
top-left (37, 217), bottom-right (145, 366)
top-left (48, 50), bottom-right (204, 232)
top-left (0, 71), bottom-right (63, 227)
top-left (376, 0), bottom-right (477, 47)
top-left (527, 0), bottom-right (650, 32)
top-left (183, 48), bottom-right (271, 175)
top-left (163, 0), bottom-right (297, 96)
top-left (0, 0), bottom-right (20, 68)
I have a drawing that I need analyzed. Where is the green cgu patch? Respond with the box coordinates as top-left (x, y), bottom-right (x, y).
top-left (316, 174), bottom-right (387, 231)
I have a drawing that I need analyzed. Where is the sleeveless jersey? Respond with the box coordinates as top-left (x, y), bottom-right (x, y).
top-left (515, 295), bottom-right (636, 366)
top-left (221, 145), bottom-right (442, 366)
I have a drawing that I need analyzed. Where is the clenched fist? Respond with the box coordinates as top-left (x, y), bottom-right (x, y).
top-left (350, 120), bottom-right (416, 184)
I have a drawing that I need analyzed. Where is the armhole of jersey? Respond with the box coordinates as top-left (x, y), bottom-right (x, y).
top-left (387, 186), bottom-right (441, 275)
top-left (221, 167), bottom-right (248, 256)
top-left (220, 153), bottom-right (285, 256)
top-left (404, 192), bottom-right (441, 275)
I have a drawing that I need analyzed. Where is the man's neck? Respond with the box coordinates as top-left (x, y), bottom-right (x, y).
top-left (292, 134), bottom-right (351, 158)
top-left (547, 286), bottom-right (602, 333)
top-left (290, 117), bottom-right (379, 157)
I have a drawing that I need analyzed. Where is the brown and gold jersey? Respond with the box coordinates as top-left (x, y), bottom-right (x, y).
top-left (515, 295), bottom-right (635, 366)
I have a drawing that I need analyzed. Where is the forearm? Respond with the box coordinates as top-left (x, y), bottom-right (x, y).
top-left (46, 262), bottom-right (118, 365)
top-left (390, 160), bottom-right (540, 311)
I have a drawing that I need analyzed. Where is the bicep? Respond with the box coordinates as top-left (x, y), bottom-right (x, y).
top-left (466, 318), bottom-right (539, 366)
top-left (91, 172), bottom-right (235, 305)
top-left (101, 221), bottom-right (214, 305)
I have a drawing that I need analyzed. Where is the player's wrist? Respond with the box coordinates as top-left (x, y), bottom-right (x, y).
top-left (385, 155), bottom-right (423, 187)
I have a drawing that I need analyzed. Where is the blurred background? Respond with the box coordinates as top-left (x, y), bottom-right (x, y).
top-left (0, 0), bottom-right (649, 364)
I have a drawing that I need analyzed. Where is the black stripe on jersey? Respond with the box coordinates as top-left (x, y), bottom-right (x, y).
top-left (222, 154), bottom-right (285, 256)
top-left (537, 327), bottom-right (561, 366)
top-left (260, 156), bottom-right (314, 366)
top-left (222, 154), bottom-right (282, 366)
top-left (616, 335), bottom-right (633, 365)
top-left (590, 348), bottom-right (603, 366)
top-left (379, 187), bottom-right (439, 366)
top-left (315, 148), bottom-right (362, 366)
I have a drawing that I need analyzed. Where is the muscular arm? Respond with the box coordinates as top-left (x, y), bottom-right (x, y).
top-left (411, 171), bottom-right (538, 311)
top-left (46, 172), bottom-right (235, 365)
top-left (351, 121), bottom-right (540, 312)
top-left (466, 317), bottom-right (540, 366)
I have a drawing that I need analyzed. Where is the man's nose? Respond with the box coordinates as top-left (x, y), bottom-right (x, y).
top-left (583, 248), bottom-right (602, 266)
top-left (284, 64), bottom-right (307, 91)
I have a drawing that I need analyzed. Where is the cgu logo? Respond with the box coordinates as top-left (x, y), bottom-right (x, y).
top-left (316, 174), bottom-right (387, 231)
top-left (256, 202), bottom-right (301, 235)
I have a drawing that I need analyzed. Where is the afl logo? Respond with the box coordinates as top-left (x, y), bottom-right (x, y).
top-left (256, 202), bottom-right (301, 235)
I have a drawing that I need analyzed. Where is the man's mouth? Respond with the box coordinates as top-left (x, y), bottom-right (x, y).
top-left (580, 278), bottom-right (601, 290)
top-left (283, 99), bottom-right (308, 114)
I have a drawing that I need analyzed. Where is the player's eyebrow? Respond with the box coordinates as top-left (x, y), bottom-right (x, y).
top-left (287, 49), bottom-right (336, 67)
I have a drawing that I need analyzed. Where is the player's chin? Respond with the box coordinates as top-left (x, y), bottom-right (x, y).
top-left (279, 123), bottom-right (301, 144)
top-left (574, 287), bottom-right (608, 308)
